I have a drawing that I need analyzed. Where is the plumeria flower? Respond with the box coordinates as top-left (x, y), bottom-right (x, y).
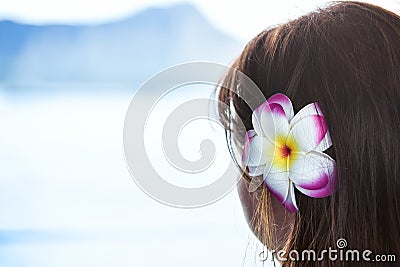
top-left (242, 93), bottom-right (337, 212)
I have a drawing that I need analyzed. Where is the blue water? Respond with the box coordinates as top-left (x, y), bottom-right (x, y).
top-left (0, 86), bottom-right (274, 267)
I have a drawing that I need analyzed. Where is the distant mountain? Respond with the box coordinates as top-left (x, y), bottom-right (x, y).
top-left (0, 3), bottom-right (242, 85)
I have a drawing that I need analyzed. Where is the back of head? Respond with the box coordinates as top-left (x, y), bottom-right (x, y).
top-left (219, 1), bottom-right (400, 266)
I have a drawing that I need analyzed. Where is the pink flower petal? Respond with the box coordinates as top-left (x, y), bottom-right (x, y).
top-left (290, 151), bottom-right (337, 198)
top-left (296, 176), bottom-right (337, 198)
top-left (289, 151), bottom-right (333, 189)
top-left (287, 115), bottom-right (328, 152)
top-left (267, 93), bottom-right (294, 121)
top-left (314, 130), bottom-right (332, 152)
top-left (252, 101), bottom-right (289, 145)
top-left (264, 167), bottom-right (290, 204)
top-left (282, 182), bottom-right (299, 213)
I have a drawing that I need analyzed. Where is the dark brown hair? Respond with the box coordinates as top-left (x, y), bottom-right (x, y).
top-left (218, 1), bottom-right (400, 266)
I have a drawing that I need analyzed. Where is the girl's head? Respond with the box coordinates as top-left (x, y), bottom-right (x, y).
top-left (218, 1), bottom-right (400, 265)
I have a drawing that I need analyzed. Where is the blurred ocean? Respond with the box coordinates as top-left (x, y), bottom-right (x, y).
top-left (0, 85), bottom-right (276, 267)
top-left (0, 2), bottom-right (277, 266)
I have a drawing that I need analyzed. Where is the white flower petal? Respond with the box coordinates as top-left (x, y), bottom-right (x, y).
top-left (287, 115), bottom-right (328, 152)
top-left (290, 102), bottom-right (323, 126)
top-left (252, 102), bottom-right (270, 137)
top-left (264, 167), bottom-right (290, 204)
top-left (242, 135), bottom-right (275, 167)
top-left (267, 93), bottom-right (294, 121)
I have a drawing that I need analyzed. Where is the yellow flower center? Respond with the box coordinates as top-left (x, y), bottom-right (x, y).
top-left (272, 135), bottom-right (298, 170)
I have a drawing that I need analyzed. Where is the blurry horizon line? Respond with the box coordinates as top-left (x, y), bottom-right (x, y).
top-left (0, 1), bottom-right (244, 41)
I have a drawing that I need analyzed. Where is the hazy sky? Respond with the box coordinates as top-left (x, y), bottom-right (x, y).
top-left (0, 0), bottom-right (399, 40)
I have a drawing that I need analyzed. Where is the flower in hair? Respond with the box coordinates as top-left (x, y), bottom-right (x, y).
top-left (242, 93), bottom-right (337, 212)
